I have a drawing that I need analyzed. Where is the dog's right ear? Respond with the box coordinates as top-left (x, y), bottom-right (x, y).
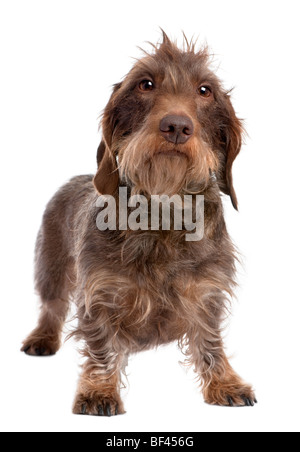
top-left (93, 83), bottom-right (123, 195)
top-left (93, 140), bottom-right (119, 195)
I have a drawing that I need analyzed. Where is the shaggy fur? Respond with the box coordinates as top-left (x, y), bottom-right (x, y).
top-left (22, 33), bottom-right (256, 415)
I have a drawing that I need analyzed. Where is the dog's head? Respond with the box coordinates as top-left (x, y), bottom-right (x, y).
top-left (94, 32), bottom-right (243, 209)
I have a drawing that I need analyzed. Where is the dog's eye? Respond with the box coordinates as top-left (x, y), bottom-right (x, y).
top-left (139, 80), bottom-right (155, 92)
top-left (198, 85), bottom-right (212, 97)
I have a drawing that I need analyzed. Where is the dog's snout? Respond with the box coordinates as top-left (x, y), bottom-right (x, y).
top-left (159, 115), bottom-right (194, 144)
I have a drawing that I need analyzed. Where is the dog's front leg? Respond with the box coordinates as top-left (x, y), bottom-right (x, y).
top-left (73, 343), bottom-right (127, 416)
top-left (200, 347), bottom-right (256, 407)
top-left (73, 356), bottom-right (125, 416)
top-left (183, 292), bottom-right (256, 407)
top-left (72, 302), bottom-right (127, 417)
top-left (72, 268), bottom-right (133, 416)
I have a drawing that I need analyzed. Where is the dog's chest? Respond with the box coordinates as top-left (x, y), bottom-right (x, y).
top-left (96, 232), bottom-right (218, 347)
top-left (113, 244), bottom-right (206, 347)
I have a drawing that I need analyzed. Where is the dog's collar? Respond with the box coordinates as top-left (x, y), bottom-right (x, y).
top-left (210, 170), bottom-right (217, 183)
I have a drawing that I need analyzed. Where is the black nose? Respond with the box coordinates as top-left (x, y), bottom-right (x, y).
top-left (159, 115), bottom-right (194, 144)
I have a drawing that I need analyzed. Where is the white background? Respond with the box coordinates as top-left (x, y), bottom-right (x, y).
top-left (1, 0), bottom-right (300, 433)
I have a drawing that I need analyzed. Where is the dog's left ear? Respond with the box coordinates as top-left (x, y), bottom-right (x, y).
top-left (219, 94), bottom-right (244, 211)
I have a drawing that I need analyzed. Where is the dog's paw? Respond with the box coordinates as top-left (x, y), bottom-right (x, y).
top-left (204, 380), bottom-right (257, 407)
top-left (224, 389), bottom-right (257, 407)
top-left (73, 393), bottom-right (125, 417)
top-left (21, 333), bottom-right (60, 356)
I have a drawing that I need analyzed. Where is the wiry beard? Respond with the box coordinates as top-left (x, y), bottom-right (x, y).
top-left (126, 153), bottom-right (189, 196)
top-left (117, 127), bottom-right (219, 197)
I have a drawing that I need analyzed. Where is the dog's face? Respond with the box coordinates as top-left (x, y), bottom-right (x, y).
top-left (94, 33), bottom-right (243, 209)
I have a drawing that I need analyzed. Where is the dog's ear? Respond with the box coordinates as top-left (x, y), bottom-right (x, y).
top-left (93, 141), bottom-right (119, 195)
top-left (93, 83), bottom-right (123, 195)
top-left (218, 94), bottom-right (244, 211)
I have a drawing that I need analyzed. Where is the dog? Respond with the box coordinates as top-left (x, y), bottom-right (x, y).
top-left (22, 32), bottom-right (256, 415)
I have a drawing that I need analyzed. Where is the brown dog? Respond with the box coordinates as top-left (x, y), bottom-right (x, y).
top-left (22, 33), bottom-right (256, 415)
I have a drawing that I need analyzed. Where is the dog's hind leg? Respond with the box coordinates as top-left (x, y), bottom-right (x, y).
top-left (21, 201), bottom-right (73, 356)
top-left (21, 297), bottom-right (70, 356)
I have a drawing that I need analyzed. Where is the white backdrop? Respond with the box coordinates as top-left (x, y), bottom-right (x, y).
top-left (1, 0), bottom-right (299, 433)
